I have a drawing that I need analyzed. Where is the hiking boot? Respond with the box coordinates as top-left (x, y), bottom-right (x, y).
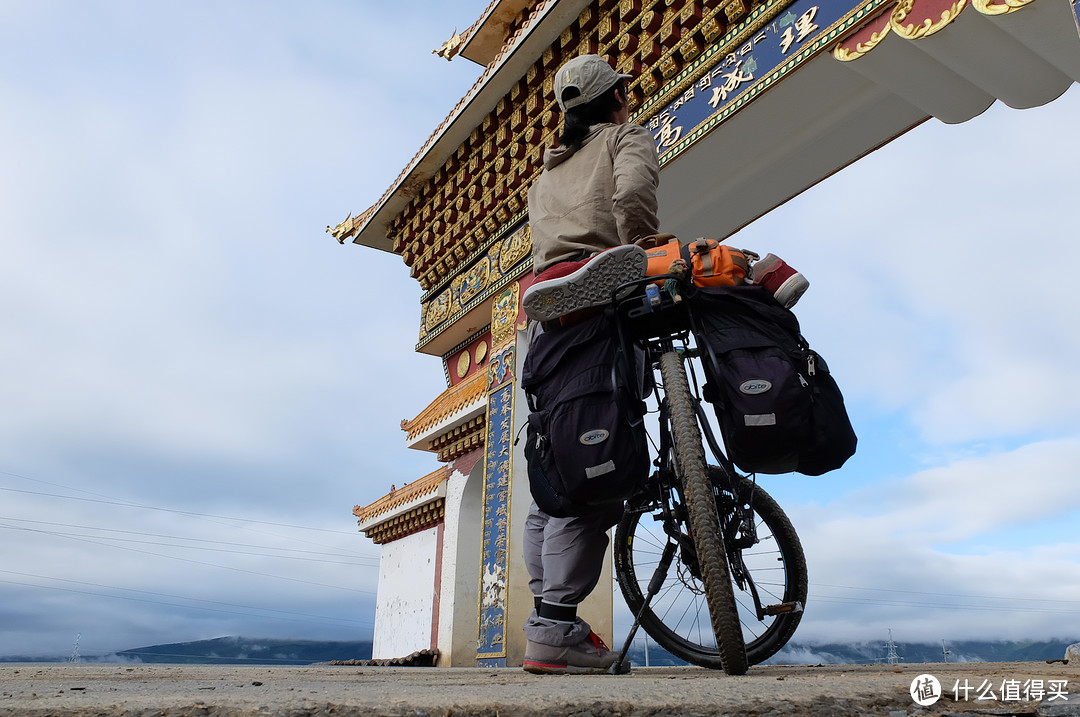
top-left (522, 245), bottom-right (648, 323)
top-left (523, 631), bottom-right (621, 675)
top-left (751, 253), bottom-right (809, 309)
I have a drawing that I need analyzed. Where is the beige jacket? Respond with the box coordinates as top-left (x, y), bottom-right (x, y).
top-left (527, 123), bottom-right (660, 275)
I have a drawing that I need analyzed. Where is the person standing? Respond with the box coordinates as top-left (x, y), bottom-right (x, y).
top-left (520, 54), bottom-right (660, 675)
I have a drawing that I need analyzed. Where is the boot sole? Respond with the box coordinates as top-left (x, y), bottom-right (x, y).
top-left (522, 245), bottom-right (647, 323)
top-left (522, 659), bottom-right (612, 675)
top-left (773, 272), bottom-right (809, 309)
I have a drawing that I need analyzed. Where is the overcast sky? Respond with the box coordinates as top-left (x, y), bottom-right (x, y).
top-left (1, 2), bottom-right (1078, 660)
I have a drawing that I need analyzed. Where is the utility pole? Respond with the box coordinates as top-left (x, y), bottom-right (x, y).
top-left (941, 639), bottom-right (951, 663)
top-left (885, 629), bottom-right (901, 665)
top-left (69, 633), bottom-right (81, 663)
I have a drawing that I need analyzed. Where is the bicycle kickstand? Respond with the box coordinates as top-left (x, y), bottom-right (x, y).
top-left (609, 539), bottom-right (679, 674)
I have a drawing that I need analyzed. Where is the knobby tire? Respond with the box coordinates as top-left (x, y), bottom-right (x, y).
top-left (615, 472), bottom-right (807, 668)
top-left (657, 350), bottom-right (748, 675)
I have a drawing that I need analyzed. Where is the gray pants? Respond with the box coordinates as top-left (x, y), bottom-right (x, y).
top-left (522, 500), bottom-right (623, 647)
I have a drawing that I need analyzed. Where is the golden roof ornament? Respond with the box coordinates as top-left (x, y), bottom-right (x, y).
top-left (433, 29), bottom-right (465, 60)
top-left (327, 212), bottom-right (358, 244)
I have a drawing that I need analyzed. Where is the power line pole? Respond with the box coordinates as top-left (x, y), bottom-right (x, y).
top-left (885, 629), bottom-right (901, 665)
top-left (941, 639), bottom-right (951, 663)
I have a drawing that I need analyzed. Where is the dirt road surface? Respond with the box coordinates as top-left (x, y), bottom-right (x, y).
top-left (0, 661), bottom-right (1076, 716)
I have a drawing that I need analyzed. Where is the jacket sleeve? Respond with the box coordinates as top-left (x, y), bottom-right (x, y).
top-left (610, 124), bottom-right (661, 244)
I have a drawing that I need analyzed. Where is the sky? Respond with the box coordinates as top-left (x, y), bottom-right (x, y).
top-left (1, 1), bottom-right (1078, 660)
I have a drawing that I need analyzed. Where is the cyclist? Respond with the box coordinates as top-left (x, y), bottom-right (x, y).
top-left (520, 54), bottom-right (660, 675)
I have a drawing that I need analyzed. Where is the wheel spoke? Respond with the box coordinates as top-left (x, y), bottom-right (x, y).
top-left (615, 471), bottom-right (808, 668)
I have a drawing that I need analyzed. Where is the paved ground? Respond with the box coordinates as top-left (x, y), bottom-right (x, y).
top-left (0, 661), bottom-right (1076, 716)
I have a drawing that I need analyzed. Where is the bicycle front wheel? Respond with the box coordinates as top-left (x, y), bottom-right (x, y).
top-left (615, 471), bottom-right (807, 668)
top-left (653, 350), bottom-right (748, 674)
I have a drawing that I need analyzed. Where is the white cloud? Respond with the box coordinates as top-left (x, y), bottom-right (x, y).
top-left (0, 1), bottom-right (480, 656)
top-left (788, 438), bottom-right (1080, 642)
top-left (1, 0), bottom-right (1078, 657)
top-left (746, 87), bottom-right (1080, 448)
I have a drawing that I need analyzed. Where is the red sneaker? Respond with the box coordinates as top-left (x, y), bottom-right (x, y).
top-left (752, 253), bottom-right (809, 309)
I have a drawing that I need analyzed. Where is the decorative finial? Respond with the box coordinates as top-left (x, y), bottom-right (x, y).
top-left (327, 212), bottom-right (357, 244)
top-left (433, 29), bottom-right (465, 60)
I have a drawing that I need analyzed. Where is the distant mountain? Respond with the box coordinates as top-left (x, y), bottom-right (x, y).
top-left (767, 639), bottom-right (1077, 665)
top-left (113, 636), bottom-right (373, 665)
top-left (0, 636), bottom-right (374, 665)
top-left (622, 638), bottom-right (1078, 668)
top-left (4, 636), bottom-right (1074, 666)
top-left (0, 636), bottom-right (376, 665)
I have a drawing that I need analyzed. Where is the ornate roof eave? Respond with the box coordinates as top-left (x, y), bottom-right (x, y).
top-left (401, 368), bottom-right (488, 449)
top-left (338, 0), bottom-right (591, 253)
top-left (461, 0), bottom-right (538, 66)
top-left (648, 0), bottom-right (1079, 251)
top-left (354, 466), bottom-right (449, 529)
top-left (829, 0), bottom-right (1080, 123)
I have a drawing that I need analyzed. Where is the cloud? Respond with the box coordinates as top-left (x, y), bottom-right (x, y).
top-left (1, 1), bottom-right (1078, 658)
top-left (745, 87), bottom-right (1080, 448)
top-left (0, 1), bottom-right (480, 656)
top-left (787, 438), bottom-right (1080, 642)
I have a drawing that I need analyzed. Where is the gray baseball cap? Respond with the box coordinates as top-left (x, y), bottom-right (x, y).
top-left (554, 55), bottom-right (631, 112)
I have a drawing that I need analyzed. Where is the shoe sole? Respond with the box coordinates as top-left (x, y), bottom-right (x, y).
top-left (773, 273), bottom-right (809, 309)
top-left (522, 659), bottom-right (612, 675)
top-left (522, 245), bottom-right (647, 323)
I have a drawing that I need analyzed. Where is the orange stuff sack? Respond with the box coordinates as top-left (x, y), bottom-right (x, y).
top-left (641, 234), bottom-right (683, 280)
top-left (686, 238), bottom-right (754, 287)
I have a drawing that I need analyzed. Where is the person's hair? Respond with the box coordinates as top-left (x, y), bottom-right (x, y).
top-left (559, 79), bottom-right (627, 148)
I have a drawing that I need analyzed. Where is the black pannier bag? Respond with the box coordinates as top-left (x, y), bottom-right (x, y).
top-left (691, 285), bottom-right (856, 476)
top-left (520, 313), bottom-right (649, 517)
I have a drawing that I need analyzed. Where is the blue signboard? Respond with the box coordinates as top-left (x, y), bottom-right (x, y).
top-left (643, 0), bottom-right (885, 162)
top-left (476, 364), bottom-right (515, 666)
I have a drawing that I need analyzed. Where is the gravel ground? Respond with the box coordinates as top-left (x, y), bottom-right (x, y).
top-left (0, 661), bottom-right (1076, 716)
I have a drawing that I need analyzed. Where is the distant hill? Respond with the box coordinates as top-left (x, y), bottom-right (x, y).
top-left (4, 636), bottom-right (1074, 665)
top-left (112, 636), bottom-right (373, 665)
top-left (766, 638), bottom-right (1076, 665)
top-left (0, 636), bottom-right (376, 665)
top-left (623, 638), bottom-right (1078, 667)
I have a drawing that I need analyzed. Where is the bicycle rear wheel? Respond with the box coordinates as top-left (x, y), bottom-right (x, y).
top-left (653, 350), bottom-right (748, 674)
top-left (615, 470), bottom-right (807, 668)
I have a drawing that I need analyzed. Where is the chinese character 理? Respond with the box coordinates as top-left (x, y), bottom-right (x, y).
top-left (779, 7), bottom-right (819, 54)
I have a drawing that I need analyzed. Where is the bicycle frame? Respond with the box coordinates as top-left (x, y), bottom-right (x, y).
top-left (608, 274), bottom-right (795, 671)
top-left (609, 273), bottom-right (743, 497)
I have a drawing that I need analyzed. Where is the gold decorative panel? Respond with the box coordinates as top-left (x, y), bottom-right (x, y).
top-left (456, 257), bottom-right (491, 306)
top-left (391, 0), bottom-right (796, 348)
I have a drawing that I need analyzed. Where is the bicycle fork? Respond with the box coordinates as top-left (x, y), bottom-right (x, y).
top-left (609, 539), bottom-right (679, 674)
